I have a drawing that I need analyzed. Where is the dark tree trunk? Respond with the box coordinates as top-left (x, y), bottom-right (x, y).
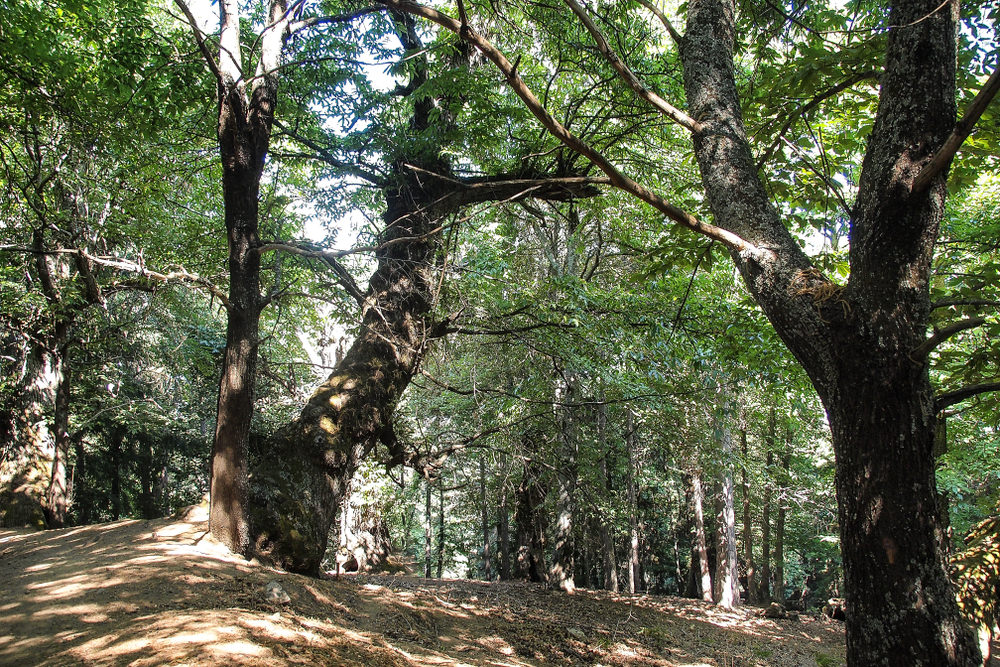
top-left (740, 424), bottom-right (757, 604)
top-left (424, 479), bottom-right (432, 578)
top-left (514, 456), bottom-right (549, 583)
top-left (109, 429), bottom-right (122, 521)
top-left (626, 408), bottom-right (640, 595)
top-left (680, 0), bottom-right (980, 660)
top-left (480, 456), bottom-right (492, 580)
top-left (550, 375), bottom-right (578, 592)
top-left (436, 476), bottom-right (445, 578)
top-left (498, 479), bottom-right (512, 580)
top-left (774, 444), bottom-right (790, 604)
top-left (206, 0), bottom-right (289, 558)
top-left (760, 411), bottom-right (774, 602)
top-left (598, 406), bottom-right (619, 592)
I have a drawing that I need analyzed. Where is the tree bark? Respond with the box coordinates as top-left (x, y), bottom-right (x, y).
top-left (498, 472), bottom-right (511, 580)
top-left (626, 408), bottom-right (640, 595)
top-left (760, 410), bottom-right (774, 602)
top-left (774, 435), bottom-right (791, 605)
top-left (690, 470), bottom-right (713, 602)
top-left (424, 479), bottom-right (432, 578)
top-left (480, 455), bottom-right (492, 580)
top-left (598, 403), bottom-right (619, 593)
top-left (436, 475), bottom-right (445, 578)
top-left (740, 423), bottom-right (757, 604)
top-left (514, 455), bottom-right (549, 583)
top-left (206, 0), bottom-right (290, 558)
top-left (713, 410), bottom-right (739, 608)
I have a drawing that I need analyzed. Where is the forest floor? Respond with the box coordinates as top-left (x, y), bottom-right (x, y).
top-left (0, 503), bottom-right (850, 666)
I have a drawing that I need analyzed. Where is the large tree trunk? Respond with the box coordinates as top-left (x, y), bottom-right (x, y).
top-left (681, 0), bottom-right (980, 661)
top-left (206, 0), bottom-right (289, 557)
top-left (424, 479), bottom-right (433, 578)
top-left (598, 404), bottom-right (619, 593)
top-left (480, 456), bottom-right (492, 580)
top-left (498, 468), bottom-right (512, 580)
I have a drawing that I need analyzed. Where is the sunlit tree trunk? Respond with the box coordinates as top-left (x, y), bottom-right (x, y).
top-left (690, 470), bottom-right (713, 602)
top-left (740, 423), bottom-right (757, 604)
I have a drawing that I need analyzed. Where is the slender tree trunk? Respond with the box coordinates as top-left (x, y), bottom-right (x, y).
top-left (480, 456), bottom-right (491, 580)
top-left (740, 423), bottom-right (757, 604)
top-left (550, 375), bottom-right (577, 593)
top-left (598, 402), bottom-right (619, 593)
top-left (690, 470), bottom-right (713, 602)
top-left (774, 436), bottom-right (790, 604)
top-left (44, 343), bottom-right (70, 527)
top-left (498, 480), bottom-right (511, 580)
top-left (760, 409), bottom-right (774, 602)
top-left (110, 429), bottom-right (122, 521)
top-left (626, 408), bottom-right (640, 594)
top-left (437, 476), bottom-right (445, 578)
top-left (424, 479), bottom-right (432, 578)
top-left (713, 411), bottom-right (739, 608)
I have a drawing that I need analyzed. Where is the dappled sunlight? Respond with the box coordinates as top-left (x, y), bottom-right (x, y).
top-left (2, 510), bottom-right (846, 666)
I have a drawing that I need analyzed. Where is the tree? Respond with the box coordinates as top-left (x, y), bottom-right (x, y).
top-left (376, 0), bottom-right (997, 662)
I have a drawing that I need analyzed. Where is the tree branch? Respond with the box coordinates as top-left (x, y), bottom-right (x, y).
top-left (932, 298), bottom-right (1000, 310)
top-left (912, 63), bottom-right (1000, 194)
top-left (936, 381), bottom-right (1000, 412)
top-left (172, 0), bottom-right (224, 83)
top-left (289, 6), bottom-right (381, 34)
top-left (374, 0), bottom-right (767, 261)
top-left (634, 0), bottom-right (682, 45)
top-left (562, 0), bottom-right (702, 132)
top-left (911, 316), bottom-right (987, 360)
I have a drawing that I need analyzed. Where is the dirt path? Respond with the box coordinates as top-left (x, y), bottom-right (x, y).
top-left (1, 505), bottom-right (848, 666)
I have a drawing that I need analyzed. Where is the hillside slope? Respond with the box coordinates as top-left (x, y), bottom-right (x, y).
top-left (0, 506), bottom-right (847, 666)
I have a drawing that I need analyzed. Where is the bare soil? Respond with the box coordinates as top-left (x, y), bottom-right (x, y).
top-left (0, 504), bottom-right (849, 666)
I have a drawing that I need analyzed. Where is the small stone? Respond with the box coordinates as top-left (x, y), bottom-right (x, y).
top-left (567, 627), bottom-right (586, 640)
top-left (763, 602), bottom-right (787, 619)
top-left (263, 580), bottom-right (291, 604)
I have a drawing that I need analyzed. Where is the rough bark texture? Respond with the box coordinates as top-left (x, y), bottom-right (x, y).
top-left (207, 0), bottom-right (289, 557)
top-left (550, 376), bottom-right (578, 593)
top-left (514, 457), bottom-right (549, 583)
top-left (774, 449), bottom-right (790, 604)
top-left (626, 408), bottom-right (640, 595)
top-left (760, 412), bottom-right (774, 603)
top-left (680, 0), bottom-right (980, 661)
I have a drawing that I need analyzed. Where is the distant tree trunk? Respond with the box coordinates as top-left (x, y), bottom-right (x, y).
top-left (713, 409), bottom-right (739, 608)
top-left (759, 408), bottom-right (775, 602)
top-left (110, 429), bottom-right (123, 521)
top-left (741, 423), bottom-right (757, 604)
top-left (498, 479), bottom-right (511, 580)
top-left (44, 343), bottom-right (71, 527)
top-left (480, 456), bottom-right (492, 580)
top-left (626, 408), bottom-right (640, 594)
top-left (550, 374), bottom-right (577, 593)
top-left (774, 432), bottom-right (791, 604)
top-left (690, 470), bottom-right (713, 602)
top-left (437, 476), bottom-right (445, 578)
top-left (424, 479), bottom-right (432, 578)
top-left (73, 440), bottom-right (90, 525)
top-left (598, 402), bottom-right (619, 593)
top-left (514, 455), bottom-right (548, 583)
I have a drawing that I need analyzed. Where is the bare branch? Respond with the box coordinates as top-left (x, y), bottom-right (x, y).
top-left (634, 0), bottom-right (682, 45)
top-left (936, 381), bottom-right (1000, 412)
top-left (172, 0), bottom-right (224, 83)
top-left (289, 6), bottom-right (380, 34)
top-left (912, 63), bottom-right (1000, 194)
top-left (911, 316), bottom-right (987, 360)
top-left (563, 0), bottom-right (701, 131)
top-left (374, 0), bottom-right (767, 261)
top-left (932, 298), bottom-right (1000, 310)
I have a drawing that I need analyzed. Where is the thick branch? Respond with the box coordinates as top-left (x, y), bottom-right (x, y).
top-left (911, 316), bottom-right (987, 360)
top-left (936, 381), bottom-right (1000, 412)
top-left (290, 6), bottom-right (381, 33)
top-left (912, 64), bottom-right (1000, 194)
top-left (374, 0), bottom-right (765, 260)
top-left (562, 0), bottom-right (702, 132)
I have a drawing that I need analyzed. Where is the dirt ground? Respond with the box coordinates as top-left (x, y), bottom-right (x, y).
top-left (0, 504), bottom-right (849, 666)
